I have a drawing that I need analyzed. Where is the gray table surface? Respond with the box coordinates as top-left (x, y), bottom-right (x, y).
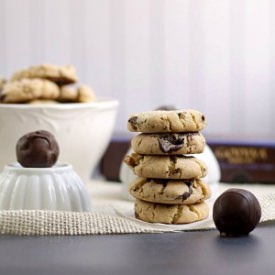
top-left (0, 221), bottom-right (274, 275)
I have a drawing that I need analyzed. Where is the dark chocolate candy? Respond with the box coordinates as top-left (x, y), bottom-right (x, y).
top-left (16, 130), bottom-right (59, 168)
top-left (213, 188), bottom-right (261, 237)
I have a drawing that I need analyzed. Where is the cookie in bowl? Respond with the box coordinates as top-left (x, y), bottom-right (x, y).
top-left (0, 63), bottom-right (119, 181)
top-left (11, 64), bottom-right (78, 85)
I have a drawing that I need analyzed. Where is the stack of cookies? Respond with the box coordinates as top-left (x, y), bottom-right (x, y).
top-left (0, 64), bottom-right (96, 104)
top-left (124, 109), bottom-right (211, 224)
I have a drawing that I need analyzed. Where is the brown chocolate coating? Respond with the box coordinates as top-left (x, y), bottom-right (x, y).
top-left (213, 188), bottom-right (261, 237)
top-left (16, 130), bottom-right (59, 168)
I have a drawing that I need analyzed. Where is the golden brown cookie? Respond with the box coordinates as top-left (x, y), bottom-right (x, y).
top-left (0, 77), bottom-right (6, 91)
top-left (134, 199), bottom-right (209, 224)
top-left (11, 64), bottom-right (77, 85)
top-left (29, 99), bottom-right (59, 104)
top-left (77, 85), bottom-right (96, 103)
top-left (1, 79), bottom-right (60, 103)
top-left (58, 85), bottom-right (96, 103)
top-left (124, 153), bottom-right (207, 179)
top-left (129, 177), bottom-right (211, 205)
top-left (58, 86), bottom-right (78, 102)
top-left (0, 78), bottom-right (7, 102)
top-left (131, 132), bottom-right (206, 155)
top-left (128, 109), bottom-right (206, 133)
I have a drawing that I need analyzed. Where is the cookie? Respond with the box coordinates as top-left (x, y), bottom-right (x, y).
top-left (58, 85), bottom-right (96, 103)
top-left (11, 64), bottom-right (77, 85)
top-left (0, 78), bottom-right (6, 102)
top-left (77, 85), bottom-right (96, 103)
top-left (135, 199), bottom-right (209, 224)
top-left (0, 78), bottom-right (6, 91)
top-left (131, 132), bottom-right (206, 155)
top-left (58, 86), bottom-right (78, 102)
top-left (129, 177), bottom-right (211, 205)
top-left (29, 99), bottom-right (59, 104)
top-left (128, 109), bottom-right (206, 133)
top-left (0, 79), bottom-right (60, 103)
top-left (124, 153), bottom-right (207, 179)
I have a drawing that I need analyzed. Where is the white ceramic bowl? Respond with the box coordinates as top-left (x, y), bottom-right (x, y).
top-left (0, 99), bottom-right (119, 183)
top-left (0, 163), bottom-right (92, 211)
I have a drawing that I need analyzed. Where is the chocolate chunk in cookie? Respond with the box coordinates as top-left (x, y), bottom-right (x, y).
top-left (158, 134), bottom-right (185, 153)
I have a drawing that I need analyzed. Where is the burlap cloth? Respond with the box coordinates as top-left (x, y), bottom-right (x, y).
top-left (0, 180), bottom-right (275, 235)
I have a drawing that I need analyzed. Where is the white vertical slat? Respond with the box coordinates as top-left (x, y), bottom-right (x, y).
top-left (203, 0), bottom-right (231, 136)
top-left (149, 0), bottom-right (165, 109)
top-left (85, 0), bottom-right (111, 98)
top-left (269, 0), bottom-right (275, 138)
top-left (229, 0), bottom-right (246, 135)
top-left (124, 0), bottom-right (151, 118)
top-left (164, 0), bottom-right (190, 110)
top-left (70, 0), bottom-right (87, 83)
top-left (44, 0), bottom-right (71, 64)
top-left (243, 0), bottom-right (271, 137)
top-left (109, 0), bottom-right (126, 133)
top-left (188, 0), bottom-right (205, 111)
top-left (0, 0), bottom-right (6, 76)
top-left (0, 0), bottom-right (274, 139)
top-left (29, 0), bottom-right (45, 64)
top-left (4, 0), bottom-right (32, 76)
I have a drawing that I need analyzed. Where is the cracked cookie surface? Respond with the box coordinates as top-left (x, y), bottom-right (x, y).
top-left (11, 64), bottom-right (77, 85)
top-left (1, 79), bottom-right (60, 103)
top-left (124, 153), bottom-right (207, 179)
top-left (128, 109), bottom-right (206, 133)
top-left (134, 199), bottom-right (209, 224)
top-left (131, 132), bottom-right (206, 155)
top-left (129, 177), bottom-right (211, 205)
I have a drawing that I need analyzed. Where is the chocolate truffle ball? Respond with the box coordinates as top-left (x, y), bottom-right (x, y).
top-left (213, 188), bottom-right (261, 237)
top-left (16, 130), bottom-right (59, 168)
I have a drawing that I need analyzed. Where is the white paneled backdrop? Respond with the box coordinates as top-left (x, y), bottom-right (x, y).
top-left (0, 0), bottom-right (275, 138)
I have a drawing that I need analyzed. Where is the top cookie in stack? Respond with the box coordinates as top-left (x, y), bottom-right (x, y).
top-left (124, 109), bottom-right (211, 225)
top-left (128, 109), bottom-right (205, 133)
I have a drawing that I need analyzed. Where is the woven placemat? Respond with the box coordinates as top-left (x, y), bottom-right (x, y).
top-left (0, 182), bottom-right (274, 235)
top-left (0, 210), bottom-right (172, 235)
